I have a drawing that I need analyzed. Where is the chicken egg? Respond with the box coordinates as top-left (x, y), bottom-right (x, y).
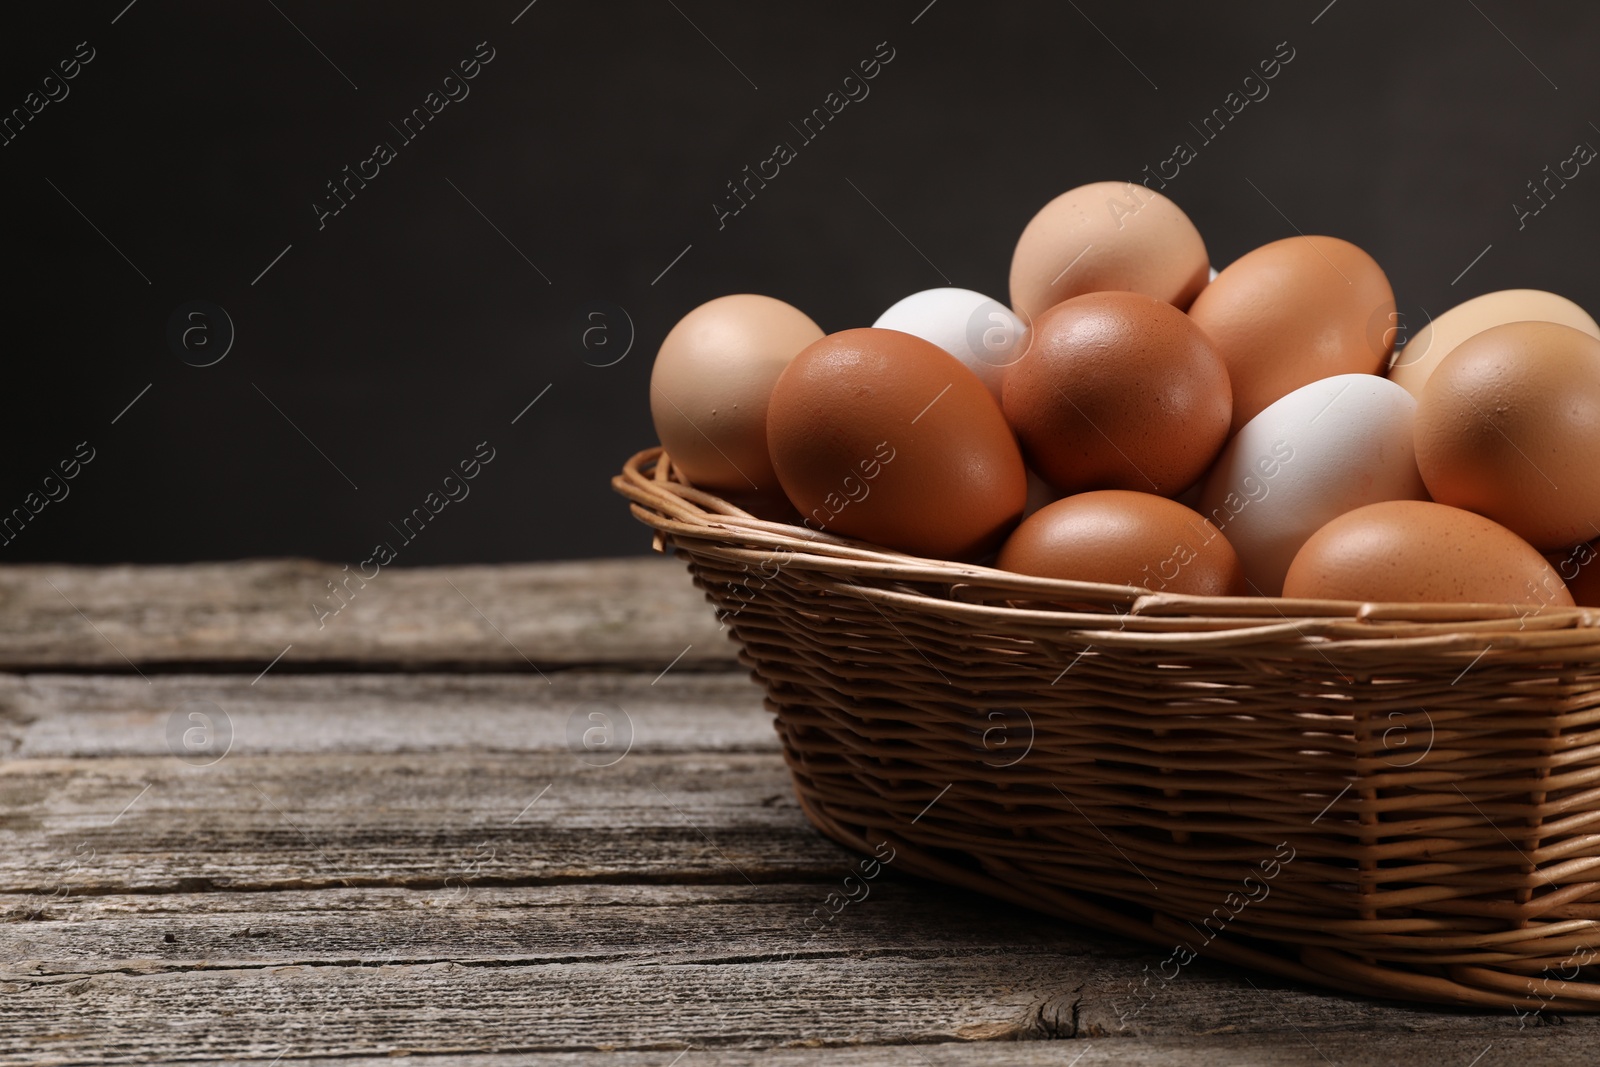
top-left (1415, 321), bottom-right (1600, 551)
top-left (1002, 290), bottom-right (1231, 497)
top-left (1198, 374), bottom-right (1428, 597)
top-left (998, 490), bottom-right (1246, 596)
top-left (650, 294), bottom-right (823, 493)
top-left (1187, 235), bottom-right (1395, 434)
top-left (1008, 181), bottom-right (1209, 319)
top-left (1283, 500), bottom-right (1572, 609)
top-left (872, 288), bottom-right (1027, 404)
top-left (766, 328), bottom-right (1026, 560)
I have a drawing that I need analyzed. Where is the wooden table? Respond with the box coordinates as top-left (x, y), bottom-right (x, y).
top-left (1, 558), bottom-right (1593, 1065)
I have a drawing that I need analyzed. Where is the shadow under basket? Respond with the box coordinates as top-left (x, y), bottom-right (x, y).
top-left (615, 446), bottom-right (1600, 1012)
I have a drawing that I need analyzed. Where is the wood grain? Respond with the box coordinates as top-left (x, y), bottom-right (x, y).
top-left (0, 751), bottom-right (843, 897)
top-left (4, 885), bottom-right (1583, 1064)
top-left (3, 883), bottom-right (1125, 972)
top-left (0, 671), bottom-right (774, 759)
top-left (42, 1038), bottom-right (1587, 1067)
top-left (0, 558), bottom-right (731, 671)
top-left (0, 954), bottom-right (1264, 1063)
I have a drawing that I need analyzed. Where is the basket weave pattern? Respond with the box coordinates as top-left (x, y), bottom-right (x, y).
top-left (616, 447), bottom-right (1600, 1011)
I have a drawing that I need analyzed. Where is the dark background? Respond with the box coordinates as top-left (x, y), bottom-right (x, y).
top-left (3, 0), bottom-right (1596, 565)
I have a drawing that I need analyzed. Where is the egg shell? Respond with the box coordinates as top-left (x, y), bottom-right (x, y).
top-left (1002, 291), bottom-right (1232, 497)
top-left (1283, 500), bottom-right (1573, 609)
top-left (872, 288), bottom-right (1027, 404)
top-left (998, 490), bottom-right (1246, 596)
top-left (1188, 235), bottom-right (1395, 434)
top-left (1387, 289), bottom-right (1600, 398)
top-left (1008, 181), bottom-right (1209, 320)
top-left (1198, 374), bottom-right (1428, 597)
top-left (766, 328), bottom-right (1026, 561)
top-left (650, 294), bottom-right (823, 493)
top-left (1415, 321), bottom-right (1600, 551)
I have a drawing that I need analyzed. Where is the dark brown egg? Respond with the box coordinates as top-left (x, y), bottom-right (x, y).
top-left (1001, 291), bottom-right (1232, 497)
top-left (997, 490), bottom-right (1246, 595)
top-left (766, 328), bottom-right (1027, 560)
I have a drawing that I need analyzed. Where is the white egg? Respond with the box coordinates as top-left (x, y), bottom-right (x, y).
top-left (872, 287), bottom-right (1026, 403)
top-left (1198, 374), bottom-right (1428, 597)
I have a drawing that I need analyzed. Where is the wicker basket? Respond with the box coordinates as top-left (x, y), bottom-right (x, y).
top-left (615, 446), bottom-right (1600, 1012)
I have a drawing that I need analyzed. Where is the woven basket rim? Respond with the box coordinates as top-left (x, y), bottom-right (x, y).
top-left (615, 446), bottom-right (1600, 646)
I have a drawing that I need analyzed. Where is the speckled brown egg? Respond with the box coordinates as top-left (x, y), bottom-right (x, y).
top-left (1282, 500), bottom-right (1572, 608)
top-left (1187, 235), bottom-right (1395, 434)
top-left (650, 294), bottom-right (823, 493)
top-left (766, 328), bottom-right (1026, 560)
top-left (1001, 291), bottom-right (1232, 496)
top-left (1008, 181), bottom-right (1209, 320)
top-left (998, 490), bottom-right (1247, 595)
top-left (1414, 321), bottom-right (1600, 551)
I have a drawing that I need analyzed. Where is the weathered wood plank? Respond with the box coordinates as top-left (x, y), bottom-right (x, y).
top-left (119, 1040), bottom-right (1600, 1067)
top-left (6, 766), bottom-right (1587, 1058)
top-left (0, 672), bottom-right (773, 759)
top-left (0, 883), bottom-right (1124, 972)
top-left (0, 880), bottom-right (1587, 1061)
top-left (0, 558), bottom-right (731, 671)
top-left (0, 752), bottom-right (840, 897)
top-left (0, 954), bottom-right (1196, 1063)
top-left (61, 1037), bottom-right (1586, 1067)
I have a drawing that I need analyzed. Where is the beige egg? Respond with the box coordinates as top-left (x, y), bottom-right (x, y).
top-left (1387, 289), bottom-right (1600, 398)
top-left (1008, 181), bottom-right (1209, 320)
top-left (650, 294), bottom-right (823, 493)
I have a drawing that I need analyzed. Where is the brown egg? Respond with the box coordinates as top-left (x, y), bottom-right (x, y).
top-left (1546, 540), bottom-right (1600, 607)
top-left (766, 328), bottom-right (1026, 560)
top-left (1008, 181), bottom-right (1209, 320)
top-left (1283, 500), bottom-right (1572, 608)
top-left (1187, 236), bottom-right (1395, 433)
top-left (998, 491), bottom-right (1247, 596)
top-left (1002, 291), bottom-right (1232, 496)
top-left (650, 294), bottom-right (823, 493)
top-left (1414, 321), bottom-right (1600, 551)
